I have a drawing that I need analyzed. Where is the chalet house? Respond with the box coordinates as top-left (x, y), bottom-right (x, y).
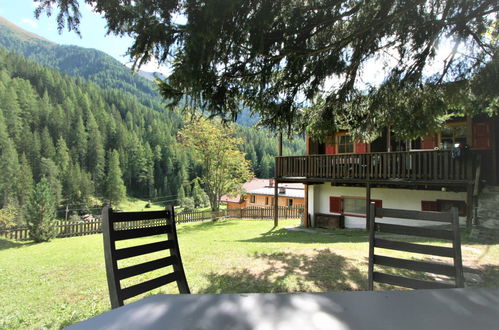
top-left (274, 114), bottom-right (498, 229)
top-left (221, 179), bottom-right (304, 209)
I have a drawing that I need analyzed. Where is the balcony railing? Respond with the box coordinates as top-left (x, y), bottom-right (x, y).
top-left (276, 150), bottom-right (473, 183)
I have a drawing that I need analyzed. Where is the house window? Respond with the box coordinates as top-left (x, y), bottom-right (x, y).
top-left (343, 198), bottom-right (366, 216)
top-left (337, 135), bottom-right (354, 153)
top-left (287, 199), bottom-right (293, 207)
top-left (330, 196), bottom-right (382, 217)
top-left (250, 195), bottom-right (256, 203)
top-left (440, 123), bottom-right (467, 150)
top-left (421, 200), bottom-right (466, 216)
top-left (265, 197), bottom-right (269, 205)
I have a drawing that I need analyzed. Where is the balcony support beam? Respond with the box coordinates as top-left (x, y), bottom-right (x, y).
top-left (365, 183), bottom-right (371, 231)
top-left (274, 180), bottom-right (279, 227)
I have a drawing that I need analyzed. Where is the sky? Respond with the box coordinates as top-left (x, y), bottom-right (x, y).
top-left (0, 0), bottom-right (168, 73)
top-left (0, 1), bottom-right (459, 87)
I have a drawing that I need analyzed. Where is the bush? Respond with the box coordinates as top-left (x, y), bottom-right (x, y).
top-left (25, 178), bottom-right (57, 242)
top-left (181, 197), bottom-right (195, 212)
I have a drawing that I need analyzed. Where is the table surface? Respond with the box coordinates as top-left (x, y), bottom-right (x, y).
top-left (69, 287), bottom-right (499, 330)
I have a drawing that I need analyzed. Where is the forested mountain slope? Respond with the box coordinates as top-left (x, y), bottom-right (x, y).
top-left (0, 17), bottom-right (304, 216)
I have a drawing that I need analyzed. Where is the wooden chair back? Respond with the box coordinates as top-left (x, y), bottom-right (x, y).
top-left (368, 203), bottom-right (464, 290)
top-left (102, 206), bottom-right (190, 308)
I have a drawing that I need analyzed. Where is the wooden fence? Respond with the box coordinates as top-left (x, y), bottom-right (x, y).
top-left (227, 206), bottom-right (304, 220)
top-left (0, 206), bottom-right (303, 241)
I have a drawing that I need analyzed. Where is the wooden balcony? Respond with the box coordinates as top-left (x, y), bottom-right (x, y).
top-left (276, 150), bottom-right (474, 186)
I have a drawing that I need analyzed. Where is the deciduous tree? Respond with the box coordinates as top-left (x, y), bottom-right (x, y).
top-left (179, 117), bottom-right (253, 211)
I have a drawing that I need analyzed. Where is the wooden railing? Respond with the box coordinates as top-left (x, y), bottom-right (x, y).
top-left (276, 150), bottom-right (473, 182)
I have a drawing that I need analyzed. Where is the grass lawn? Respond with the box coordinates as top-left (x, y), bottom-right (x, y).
top-left (0, 219), bottom-right (498, 329)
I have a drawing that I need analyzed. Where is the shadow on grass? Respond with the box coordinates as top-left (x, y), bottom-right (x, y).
top-left (0, 238), bottom-right (34, 250)
top-left (237, 227), bottom-right (368, 244)
top-left (199, 248), bottom-right (368, 293)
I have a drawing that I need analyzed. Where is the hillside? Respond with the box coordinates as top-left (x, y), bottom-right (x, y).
top-left (0, 17), bottom-right (304, 217)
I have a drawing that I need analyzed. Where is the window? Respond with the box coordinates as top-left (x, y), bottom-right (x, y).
top-left (250, 195), bottom-right (256, 203)
top-left (421, 200), bottom-right (467, 216)
top-left (287, 199), bottom-right (293, 207)
top-left (265, 197), bottom-right (269, 205)
top-left (440, 123), bottom-right (467, 150)
top-left (329, 196), bottom-right (382, 217)
top-left (343, 198), bottom-right (366, 216)
top-left (337, 135), bottom-right (354, 153)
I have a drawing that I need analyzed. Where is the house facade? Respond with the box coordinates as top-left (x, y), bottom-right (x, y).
top-left (274, 114), bottom-right (498, 229)
top-left (221, 179), bottom-right (304, 209)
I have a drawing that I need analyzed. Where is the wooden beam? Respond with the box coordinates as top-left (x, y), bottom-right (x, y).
top-left (305, 134), bottom-right (309, 155)
top-left (466, 183), bottom-right (473, 227)
top-left (365, 183), bottom-right (371, 231)
top-left (278, 132), bottom-right (283, 156)
top-left (274, 180), bottom-right (279, 227)
top-left (304, 184), bottom-right (309, 228)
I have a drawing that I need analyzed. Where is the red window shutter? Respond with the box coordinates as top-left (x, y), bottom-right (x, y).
top-left (421, 134), bottom-right (437, 149)
top-left (355, 140), bottom-right (367, 153)
top-left (325, 144), bottom-right (336, 154)
top-left (372, 199), bottom-right (382, 208)
top-left (472, 122), bottom-right (491, 150)
top-left (421, 201), bottom-right (438, 212)
top-left (329, 197), bottom-right (342, 213)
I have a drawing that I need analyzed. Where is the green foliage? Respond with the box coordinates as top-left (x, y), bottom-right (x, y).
top-left (34, 0), bottom-right (498, 139)
top-left (0, 201), bottom-right (19, 230)
top-left (25, 177), bottom-right (57, 242)
top-left (181, 196), bottom-right (195, 212)
top-left (180, 117), bottom-right (253, 211)
top-left (105, 150), bottom-right (126, 206)
top-left (0, 20), bottom-right (305, 215)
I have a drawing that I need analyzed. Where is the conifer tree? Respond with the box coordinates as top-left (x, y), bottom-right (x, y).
top-left (105, 150), bottom-right (126, 206)
top-left (17, 153), bottom-right (34, 206)
top-left (25, 177), bottom-right (57, 242)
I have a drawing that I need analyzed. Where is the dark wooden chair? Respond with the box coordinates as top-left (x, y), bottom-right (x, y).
top-left (102, 206), bottom-right (190, 309)
top-left (368, 203), bottom-right (464, 290)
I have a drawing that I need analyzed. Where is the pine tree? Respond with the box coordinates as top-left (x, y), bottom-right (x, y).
top-left (25, 177), bottom-right (57, 242)
top-left (105, 150), bottom-right (126, 205)
top-left (0, 137), bottom-right (20, 207)
top-left (86, 112), bottom-right (105, 192)
top-left (17, 153), bottom-right (34, 206)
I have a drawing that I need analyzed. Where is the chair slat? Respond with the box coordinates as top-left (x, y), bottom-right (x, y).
top-left (373, 272), bottom-right (455, 289)
top-left (375, 223), bottom-right (453, 240)
top-left (109, 210), bottom-right (171, 222)
top-left (117, 256), bottom-right (177, 280)
top-left (374, 238), bottom-right (454, 258)
top-left (121, 272), bottom-right (179, 300)
top-left (115, 240), bottom-right (175, 260)
top-left (374, 255), bottom-right (456, 277)
top-left (113, 225), bottom-right (172, 241)
top-left (376, 208), bottom-right (453, 222)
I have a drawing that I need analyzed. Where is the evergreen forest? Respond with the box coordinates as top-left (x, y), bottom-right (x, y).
top-left (0, 17), bottom-right (304, 223)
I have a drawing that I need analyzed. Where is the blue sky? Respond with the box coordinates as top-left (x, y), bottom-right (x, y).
top-left (0, 0), bottom-right (134, 63)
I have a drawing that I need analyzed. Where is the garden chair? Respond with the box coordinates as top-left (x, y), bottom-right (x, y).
top-left (102, 206), bottom-right (190, 309)
top-left (367, 203), bottom-right (464, 290)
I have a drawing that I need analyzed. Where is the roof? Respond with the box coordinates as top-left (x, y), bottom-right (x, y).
top-left (248, 187), bottom-right (304, 199)
top-left (220, 179), bottom-right (305, 203)
top-left (220, 179), bottom-right (270, 203)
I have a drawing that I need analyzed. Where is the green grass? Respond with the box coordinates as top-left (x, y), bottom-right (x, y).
top-left (0, 220), bottom-right (498, 329)
top-left (116, 198), bottom-right (167, 212)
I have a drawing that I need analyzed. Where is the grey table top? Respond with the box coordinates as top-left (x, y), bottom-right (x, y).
top-left (69, 287), bottom-right (499, 330)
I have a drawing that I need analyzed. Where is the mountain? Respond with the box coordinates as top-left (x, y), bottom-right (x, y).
top-left (0, 16), bottom-right (161, 109)
top-left (0, 17), bottom-right (305, 211)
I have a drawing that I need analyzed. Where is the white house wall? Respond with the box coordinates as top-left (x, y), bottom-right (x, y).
top-left (309, 184), bottom-right (467, 229)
